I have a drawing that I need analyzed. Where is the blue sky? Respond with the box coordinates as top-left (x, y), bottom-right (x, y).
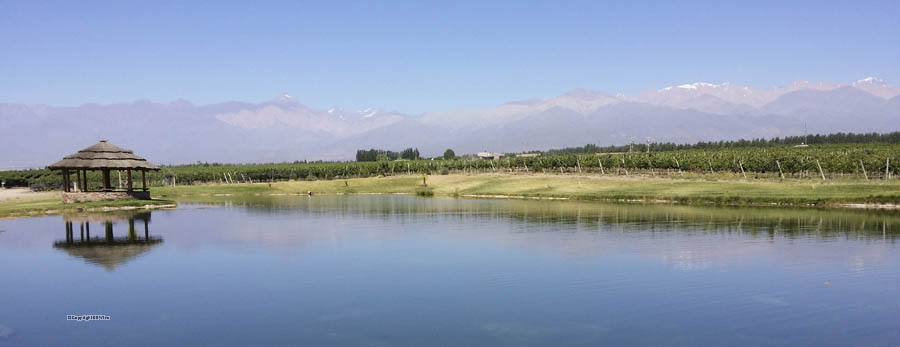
top-left (1, 0), bottom-right (898, 113)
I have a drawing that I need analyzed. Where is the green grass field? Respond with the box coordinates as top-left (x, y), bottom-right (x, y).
top-left (151, 173), bottom-right (900, 207)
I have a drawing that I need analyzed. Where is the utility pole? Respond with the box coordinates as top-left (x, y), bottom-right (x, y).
top-left (630, 137), bottom-right (635, 153)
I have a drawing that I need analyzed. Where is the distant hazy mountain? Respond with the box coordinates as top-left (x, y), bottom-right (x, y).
top-left (2, 78), bottom-right (899, 168)
top-left (214, 94), bottom-right (406, 136)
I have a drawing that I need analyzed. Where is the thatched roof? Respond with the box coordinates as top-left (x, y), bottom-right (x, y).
top-left (48, 140), bottom-right (159, 170)
top-left (54, 238), bottom-right (163, 271)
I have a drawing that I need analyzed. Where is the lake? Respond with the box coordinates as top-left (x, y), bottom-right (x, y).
top-left (1, 195), bottom-right (899, 346)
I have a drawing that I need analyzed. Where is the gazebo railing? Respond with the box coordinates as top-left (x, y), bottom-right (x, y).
top-left (60, 168), bottom-right (154, 193)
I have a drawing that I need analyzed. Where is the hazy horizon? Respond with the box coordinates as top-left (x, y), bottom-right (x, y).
top-left (2, 1), bottom-right (899, 114)
top-left (3, 1), bottom-right (900, 168)
top-left (4, 76), bottom-right (897, 114)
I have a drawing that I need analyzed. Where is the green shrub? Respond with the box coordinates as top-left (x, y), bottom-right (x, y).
top-left (415, 187), bottom-right (434, 197)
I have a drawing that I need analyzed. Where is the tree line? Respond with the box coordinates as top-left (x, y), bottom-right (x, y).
top-left (356, 148), bottom-right (420, 162)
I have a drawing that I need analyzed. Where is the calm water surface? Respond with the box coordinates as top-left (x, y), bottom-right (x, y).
top-left (1, 195), bottom-right (899, 346)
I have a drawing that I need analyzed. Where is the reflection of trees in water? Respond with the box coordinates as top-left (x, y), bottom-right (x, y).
top-left (53, 211), bottom-right (163, 270)
top-left (187, 195), bottom-right (899, 240)
top-left (503, 206), bottom-right (899, 241)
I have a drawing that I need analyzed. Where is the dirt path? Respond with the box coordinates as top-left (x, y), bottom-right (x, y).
top-left (0, 188), bottom-right (56, 201)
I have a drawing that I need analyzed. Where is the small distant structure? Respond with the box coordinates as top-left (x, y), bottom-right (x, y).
top-left (517, 153), bottom-right (541, 158)
top-left (48, 140), bottom-right (160, 203)
top-left (477, 151), bottom-right (505, 160)
top-left (794, 143), bottom-right (809, 148)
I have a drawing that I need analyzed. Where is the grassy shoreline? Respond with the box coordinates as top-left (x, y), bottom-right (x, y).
top-left (152, 173), bottom-right (900, 209)
top-left (3, 173), bottom-right (899, 219)
top-left (0, 197), bottom-right (176, 219)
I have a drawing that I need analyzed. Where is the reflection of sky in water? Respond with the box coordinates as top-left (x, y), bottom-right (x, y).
top-left (0, 195), bottom-right (899, 346)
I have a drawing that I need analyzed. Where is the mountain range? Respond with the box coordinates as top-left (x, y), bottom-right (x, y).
top-left (2, 77), bottom-right (899, 168)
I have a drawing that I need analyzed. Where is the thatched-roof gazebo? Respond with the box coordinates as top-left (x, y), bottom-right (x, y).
top-left (49, 140), bottom-right (160, 202)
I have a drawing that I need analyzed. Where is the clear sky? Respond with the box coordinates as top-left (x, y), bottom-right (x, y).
top-left (1, 0), bottom-right (898, 114)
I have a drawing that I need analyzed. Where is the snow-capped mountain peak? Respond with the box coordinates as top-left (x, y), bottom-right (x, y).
top-left (357, 108), bottom-right (377, 118)
top-left (677, 82), bottom-right (705, 90)
top-left (854, 76), bottom-right (887, 85)
top-left (643, 81), bottom-right (769, 110)
top-left (321, 106), bottom-right (389, 119)
top-left (268, 93), bottom-right (300, 106)
top-left (660, 82), bottom-right (732, 91)
top-left (851, 76), bottom-right (900, 99)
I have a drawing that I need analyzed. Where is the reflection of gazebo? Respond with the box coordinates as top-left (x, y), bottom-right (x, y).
top-left (48, 140), bottom-right (159, 202)
top-left (54, 212), bottom-right (163, 271)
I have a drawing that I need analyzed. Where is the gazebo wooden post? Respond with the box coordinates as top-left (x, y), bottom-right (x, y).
top-left (126, 169), bottom-right (133, 192)
top-left (128, 218), bottom-right (136, 241)
top-left (102, 169), bottom-right (111, 191)
top-left (142, 170), bottom-right (147, 191)
top-left (105, 221), bottom-right (113, 242)
top-left (62, 169), bottom-right (69, 192)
